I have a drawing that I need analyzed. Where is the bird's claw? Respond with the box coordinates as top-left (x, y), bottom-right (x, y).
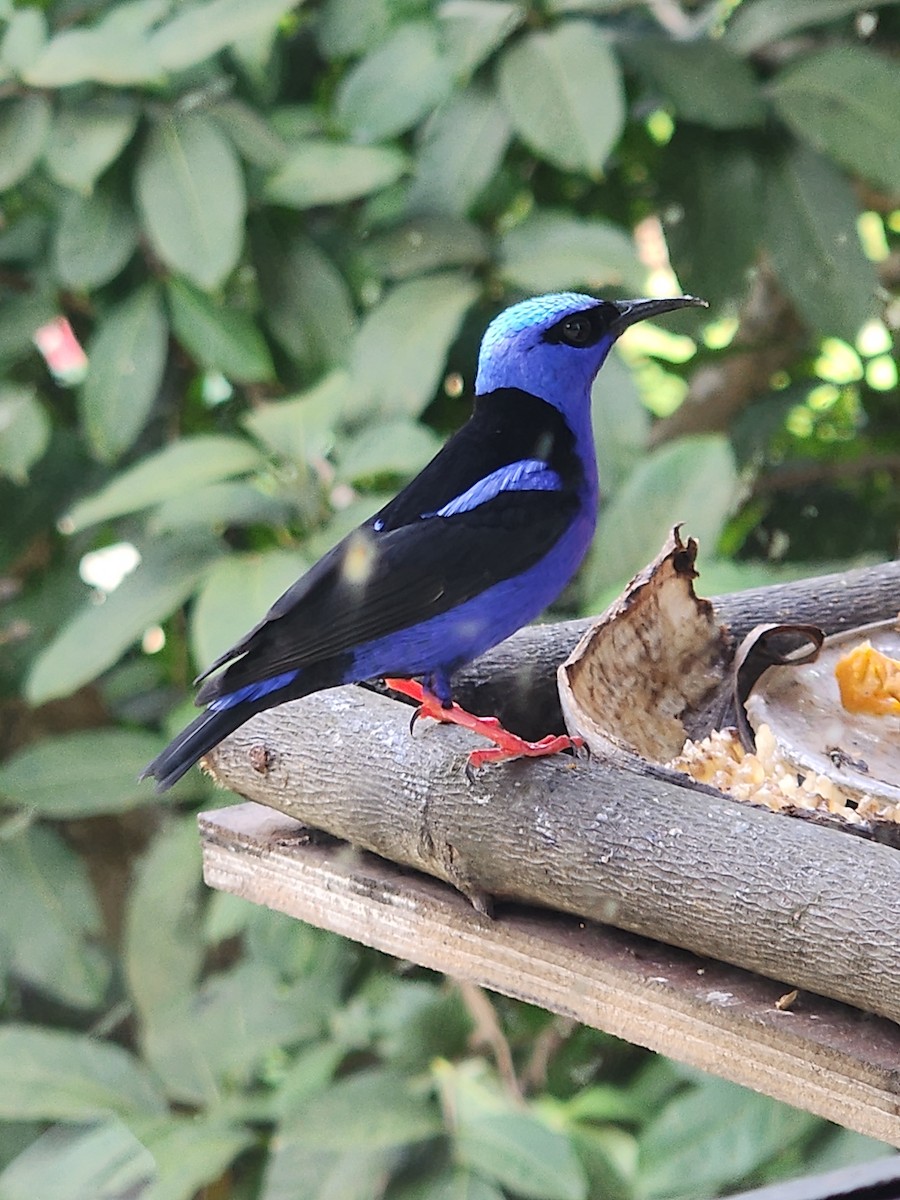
top-left (573, 737), bottom-right (591, 762)
top-left (464, 732), bottom-right (587, 779)
top-left (385, 676), bottom-right (585, 777)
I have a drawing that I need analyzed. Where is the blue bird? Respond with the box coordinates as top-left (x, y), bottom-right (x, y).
top-left (142, 291), bottom-right (705, 790)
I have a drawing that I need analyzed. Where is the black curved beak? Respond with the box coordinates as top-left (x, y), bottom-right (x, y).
top-left (611, 294), bottom-right (708, 334)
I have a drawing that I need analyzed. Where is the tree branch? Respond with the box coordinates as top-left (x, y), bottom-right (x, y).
top-left (202, 559), bottom-right (900, 1023)
top-left (203, 679), bottom-right (900, 1026)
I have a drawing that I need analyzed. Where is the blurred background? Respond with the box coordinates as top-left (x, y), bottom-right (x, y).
top-left (0, 0), bottom-right (898, 1196)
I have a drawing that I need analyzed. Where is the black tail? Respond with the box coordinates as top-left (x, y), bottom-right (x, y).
top-left (141, 706), bottom-right (248, 792)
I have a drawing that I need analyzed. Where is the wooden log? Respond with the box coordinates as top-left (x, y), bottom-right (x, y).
top-left (199, 802), bottom-right (900, 1149)
top-left (451, 559), bottom-right (900, 738)
top-left (203, 680), bottom-right (900, 1026)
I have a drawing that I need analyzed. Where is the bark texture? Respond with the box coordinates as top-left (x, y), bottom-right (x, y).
top-left (204, 558), bottom-right (900, 1023)
top-left (205, 679), bottom-right (900, 1025)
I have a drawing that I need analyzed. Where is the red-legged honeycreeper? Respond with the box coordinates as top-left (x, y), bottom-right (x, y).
top-left (142, 291), bottom-right (706, 790)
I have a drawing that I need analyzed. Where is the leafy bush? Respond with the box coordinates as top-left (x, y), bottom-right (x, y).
top-left (0, 0), bottom-right (897, 1196)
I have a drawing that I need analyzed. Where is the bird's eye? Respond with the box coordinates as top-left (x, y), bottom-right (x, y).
top-left (559, 315), bottom-right (595, 347)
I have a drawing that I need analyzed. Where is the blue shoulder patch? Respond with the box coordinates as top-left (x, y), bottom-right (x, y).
top-left (208, 669), bottom-right (299, 712)
top-left (428, 458), bottom-right (562, 519)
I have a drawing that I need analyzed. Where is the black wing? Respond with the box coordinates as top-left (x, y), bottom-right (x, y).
top-left (195, 388), bottom-right (584, 702)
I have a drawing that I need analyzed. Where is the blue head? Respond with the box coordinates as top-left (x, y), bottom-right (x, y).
top-left (475, 291), bottom-right (706, 422)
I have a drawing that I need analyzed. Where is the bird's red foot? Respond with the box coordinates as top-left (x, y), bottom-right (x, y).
top-left (384, 677), bottom-right (584, 775)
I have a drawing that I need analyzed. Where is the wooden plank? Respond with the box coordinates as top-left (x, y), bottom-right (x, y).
top-left (204, 685), bottom-right (900, 1026)
top-left (200, 801), bottom-right (900, 1148)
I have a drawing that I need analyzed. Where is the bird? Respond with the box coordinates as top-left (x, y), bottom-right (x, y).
top-left (142, 290), bottom-right (706, 790)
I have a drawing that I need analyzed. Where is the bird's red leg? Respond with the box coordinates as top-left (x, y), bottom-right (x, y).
top-left (384, 678), bottom-right (584, 771)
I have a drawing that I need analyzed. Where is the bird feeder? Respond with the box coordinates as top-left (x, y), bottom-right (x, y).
top-left (199, 541), bottom-right (900, 1147)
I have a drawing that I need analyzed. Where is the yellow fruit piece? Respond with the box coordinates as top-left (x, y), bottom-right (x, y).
top-left (834, 640), bottom-right (900, 716)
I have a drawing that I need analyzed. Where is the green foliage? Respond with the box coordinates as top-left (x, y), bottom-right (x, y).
top-left (0, 1027), bottom-right (166, 1121)
top-left (497, 22), bottom-right (624, 175)
top-left (585, 435), bottom-right (741, 603)
top-left (0, 729), bottom-right (168, 817)
top-left (0, 825), bottom-right (111, 1009)
top-left (80, 283), bottom-right (168, 461)
top-left (1, 0), bottom-right (898, 1196)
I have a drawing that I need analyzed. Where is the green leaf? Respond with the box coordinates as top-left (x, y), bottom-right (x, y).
top-left (562, 1084), bottom-right (648, 1126)
top-left (336, 21), bottom-right (452, 141)
top-left (337, 418), bottom-right (442, 484)
top-left (566, 1125), bottom-right (636, 1200)
top-left (464, 1117), bottom-right (588, 1200)
top-left (242, 371), bottom-right (350, 464)
top-left (0, 826), bottom-right (110, 1009)
top-left (64, 435), bottom-right (264, 531)
top-left (661, 131), bottom-right (763, 307)
top-left (0, 1121), bottom-right (41, 1176)
top-left (0, 96), bottom-right (50, 191)
top-left (390, 1167), bottom-right (505, 1200)
top-left (334, 976), bottom-right (470, 1072)
top-left (254, 227), bottom-right (357, 372)
top-left (0, 211), bottom-right (46, 263)
top-left (149, 479), bottom-right (292, 534)
top-left (0, 1118), bottom-right (157, 1200)
top-left (635, 1076), bottom-right (818, 1199)
top-left (23, 0), bottom-right (167, 86)
top-left (350, 272), bottom-right (478, 418)
top-left (230, 7), bottom-right (284, 91)
top-left (278, 1069), bottom-right (442, 1152)
top-left (764, 144), bottom-right (877, 341)
top-left (407, 85), bottom-right (511, 217)
top-left (500, 210), bottom-right (642, 293)
top-left (439, 1063), bottom-right (587, 1200)
top-left (590, 349), bottom-right (649, 496)
top-left (26, 536), bottom-right (219, 704)
top-left (53, 182), bottom-right (138, 290)
top-left (208, 98), bottom-right (287, 169)
top-left (142, 962), bottom-right (328, 1106)
top-left (271, 1042), bottom-right (345, 1119)
top-left (124, 818), bottom-right (204, 1037)
top-left (265, 140), bottom-right (408, 208)
top-left (585, 435), bottom-right (740, 599)
top-left (134, 1114), bottom-right (254, 1200)
top-left (167, 278), bottom-right (274, 383)
top-left (621, 38), bottom-right (764, 129)
top-left (190, 549), bottom-right (307, 668)
top-left (79, 284), bottom-right (168, 462)
top-left (800, 1126), bottom-right (896, 1175)
top-left (0, 7), bottom-right (47, 77)
top-left (498, 22), bottom-right (624, 174)
top-left (0, 386), bottom-right (49, 484)
top-left (149, 0), bottom-right (298, 72)
top-left (771, 46), bottom-right (900, 193)
top-left (245, 905), bottom-right (353, 995)
top-left (0, 289), bottom-right (55, 363)
top-left (43, 101), bottom-right (138, 194)
top-left (438, 0), bottom-right (524, 77)
top-left (0, 1028), bottom-right (165, 1122)
top-left (0, 730), bottom-right (167, 818)
top-left (317, 0), bottom-right (392, 58)
top-left (724, 0), bottom-right (898, 55)
top-left (262, 1145), bottom-right (395, 1200)
top-left (361, 216), bottom-right (490, 280)
top-left (136, 113), bottom-right (245, 290)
